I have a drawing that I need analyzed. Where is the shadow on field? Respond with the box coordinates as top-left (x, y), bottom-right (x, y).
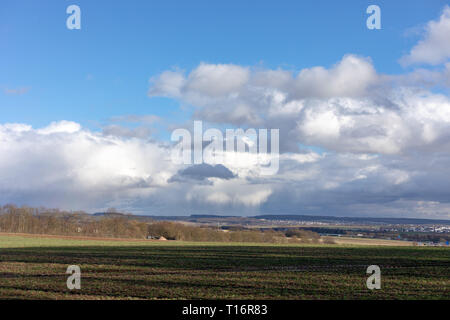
top-left (1, 245), bottom-right (448, 270)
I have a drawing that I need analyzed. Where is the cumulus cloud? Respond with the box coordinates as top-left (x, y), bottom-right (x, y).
top-left (0, 121), bottom-right (176, 210)
top-left (148, 55), bottom-right (384, 143)
top-left (400, 6), bottom-right (450, 66)
top-left (149, 56), bottom-right (450, 155)
top-left (294, 90), bottom-right (450, 154)
top-left (184, 63), bottom-right (250, 97)
top-left (0, 121), bottom-right (279, 213)
top-left (150, 56), bottom-right (377, 102)
top-left (291, 55), bottom-right (378, 98)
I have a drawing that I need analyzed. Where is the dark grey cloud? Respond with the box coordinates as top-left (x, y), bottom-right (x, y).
top-left (169, 164), bottom-right (236, 183)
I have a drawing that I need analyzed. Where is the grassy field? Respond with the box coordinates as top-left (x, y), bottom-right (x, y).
top-left (0, 234), bottom-right (448, 300)
top-left (331, 236), bottom-right (413, 246)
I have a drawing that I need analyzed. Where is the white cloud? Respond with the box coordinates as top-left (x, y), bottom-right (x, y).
top-left (37, 120), bottom-right (81, 134)
top-left (149, 55), bottom-right (377, 102)
top-left (149, 70), bottom-right (186, 98)
top-left (400, 6), bottom-right (450, 66)
top-left (0, 121), bottom-right (280, 213)
top-left (185, 63), bottom-right (249, 97)
top-left (2, 121), bottom-right (450, 218)
top-left (0, 121), bottom-right (176, 209)
top-left (292, 55), bottom-right (377, 98)
top-left (149, 57), bottom-right (450, 155)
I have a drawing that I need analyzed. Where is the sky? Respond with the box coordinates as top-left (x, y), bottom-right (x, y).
top-left (1, 0), bottom-right (450, 218)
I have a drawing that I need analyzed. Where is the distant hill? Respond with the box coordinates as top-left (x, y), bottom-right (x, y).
top-left (190, 214), bottom-right (234, 218)
top-left (253, 215), bottom-right (450, 225)
top-left (90, 212), bottom-right (450, 225)
top-left (93, 212), bottom-right (127, 218)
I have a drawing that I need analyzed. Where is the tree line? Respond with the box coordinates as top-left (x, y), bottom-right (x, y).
top-left (0, 205), bottom-right (147, 238)
top-left (0, 205), bottom-right (325, 243)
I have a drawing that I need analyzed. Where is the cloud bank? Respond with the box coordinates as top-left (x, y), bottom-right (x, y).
top-left (1, 120), bottom-right (450, 218)
top-left (149, 55), bottom-right (450, 155)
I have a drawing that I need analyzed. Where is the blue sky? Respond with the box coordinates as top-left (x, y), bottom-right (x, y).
top-left (1, 0), bottom-right (448, 131)
top-left (2, 1), bottom-right (450, 218)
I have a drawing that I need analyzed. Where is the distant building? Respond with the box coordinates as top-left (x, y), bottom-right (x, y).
top-left (147, 235), bottom-right (168, 241)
